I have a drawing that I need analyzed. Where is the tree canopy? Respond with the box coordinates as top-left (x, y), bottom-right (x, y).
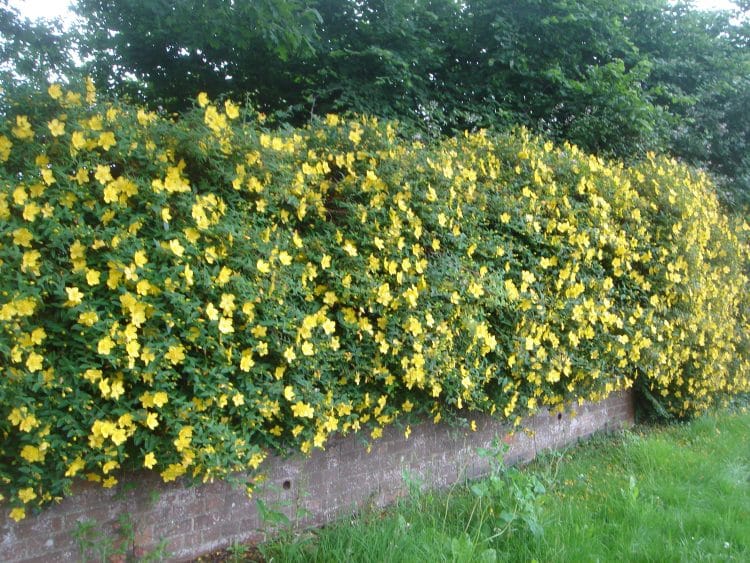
top-left (3, 0), bottom-right (748, 210)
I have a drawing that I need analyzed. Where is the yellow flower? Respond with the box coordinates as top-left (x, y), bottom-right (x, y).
top-left (197, 92), bottom-right (210, 107)
top-left (218, 316), bottom-right (234, 334)
top-left (204, 105), bottom-right (227, 133)
top-left (240, 349), bottom-right (255, 371)
top-left (20, 444), bottom-right (46, 463)
top-left (468, 281), bottom-right (484, 299)
top-left (0, 135), bottom-right (11, 162)
top-left (110, 427), bottom-right (127, 446)
top-left (504, 279), bottom-right (519, 301)
top-left (278, 251), bottom-right (292, 266)
top-left (97, 336), bottom-right (115, 355)
top-left (94, 164), bottom-right (113, 185)
top-left (376, 283), bottom-right (392, 306)
top-left (13, 228), bottom-right (34, 247)
top-left (85, 269), bottom-right (101, 286)
top-left (48, 83), bottom-right (63, 99)
top-left (205, 303), bottom-right (219, 321)
top-left (301, 341), bottom-right (315, 356)
top-left (85, 75), bottom-right (97, 103)
top-left (321, 319), bottom-right (336, 335)
top-left (26, 352), bottom-right (43, 372)
top-left (137, 108), bottom-right (156, 126)
top-left (256, 259), bottom-right (270, 274)
top-left (219, 293), bottom-right (235, 313)
top-left (405, 317), bottom-right (423, 337)
top-left (65, 457), bottom-right (85, 477)
top-left (232, 393), bottom-right (245, 406)
top-left (144, 452), bottom-right (157, 469)
top-left (291, 401), bottom-right (314, 418)
top-left (249, 452), bottom-right (266, 469)
top-left (102, 460), bottom-right (119, 474)
top-left (109, 379), bottom-right (125, 400)
top-left (283, 346), bottom-right (297, 363)
top-left (166, 344), bottom-right (186, 365)
top-left (5, 409), bottom-right (22, 427)
top-left (78, 311), bottom-right (99, 326)
top-left (342, 240), bottom-right (358, 256)
top-left (174, 426), bottom-right (193, 451)
top-left (127, 252), bottom-right (147, 273)
top-left (145, 412), bottom-right (159, 429)
top-left (83, 368), bottom-right (102, 383)
top-left (215, 266), bottom-right (233, 285)
top-left (153, 391), bottom-right (168, 407)
top-left (284, 386), bottom-right (296, 401)
top-left (65, 286), bottom-right (84, 306)
top-left (71, 130), bottom-right (87, 151)
top-left (23, 202), bottom-right (42, 221)
top-left (225, 100), bottom-right (240, 119)
top-left (9, 507), bottom-right (26, 522)
top-left (12, 115), bottom-right (34, 140)
top-left (161, 463), bottom-right (187, 482)
top-left (169, 239), bottom-right (185, 257)
top-left (48, 119), bottom-right (65, 137)
top-left (98, 131), bottom-right (116, 150)
top-left (87, 114), bottom-right (103, 130)
top-left (21, 250), bottom-right (41, 276)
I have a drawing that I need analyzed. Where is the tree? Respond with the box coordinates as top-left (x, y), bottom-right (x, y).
top-left (70, 0), bottom-right (750, 209)
top-left (0, 1), bottom-right (78, 113)
top-left (627, 2), bottom-right (750, 209)
top-left (75, 0), bottom-right (322, 109)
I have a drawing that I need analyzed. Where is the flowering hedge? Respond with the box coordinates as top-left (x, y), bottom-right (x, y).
top-left (1, 82), bottom-right (749, 521)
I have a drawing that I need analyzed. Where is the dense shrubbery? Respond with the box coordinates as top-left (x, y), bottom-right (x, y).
top-left (1, 83), bottom-right (749, 521)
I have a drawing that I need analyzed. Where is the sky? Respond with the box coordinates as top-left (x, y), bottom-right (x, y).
top-left (9, 0), bottom-right (72, 21)
top-left (7, 0), bottom-right (744, 22)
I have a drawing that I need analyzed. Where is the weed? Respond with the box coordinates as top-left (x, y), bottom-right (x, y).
top-left (226, 541), bottom-right (249, 562)
top-left (71, 511), bottom-right (170, 562)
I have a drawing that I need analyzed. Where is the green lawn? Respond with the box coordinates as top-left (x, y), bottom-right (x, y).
top-left (258, 410), bottom-right (750, 562)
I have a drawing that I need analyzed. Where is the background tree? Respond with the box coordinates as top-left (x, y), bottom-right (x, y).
top-left (627, 2), bottom-right (750, 208)
top-left (65, 0), bottom-right (750, 211)
top-left (0, 0), bottom-right (78, 114)
top-left (75, 0), bottom-right (323, 110)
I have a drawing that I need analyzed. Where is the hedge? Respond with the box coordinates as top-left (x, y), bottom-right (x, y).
top-left (1, 82), bottom-right (749, 521)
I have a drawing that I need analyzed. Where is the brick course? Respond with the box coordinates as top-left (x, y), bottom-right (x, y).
top-left (0, 389), bottom-right (634, 561)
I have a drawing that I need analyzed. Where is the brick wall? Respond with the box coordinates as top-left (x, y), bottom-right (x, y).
top-left (0, 389), bottom-right (634, 562)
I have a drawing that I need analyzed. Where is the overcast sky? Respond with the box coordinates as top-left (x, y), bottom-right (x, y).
top-left (7, 0), bottom-right (743, 22)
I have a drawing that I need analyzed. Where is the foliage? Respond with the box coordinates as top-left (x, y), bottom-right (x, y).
top-left (70, 0), bottom-right (750, 211)
top-left (627, 2), bottom-right (750, 211)
top-left (0, 82), bottom-right (748, 521)
top-left (0, 1), bottom-right (78, 102)
top-left (74, 0), bottom-right (322, 111)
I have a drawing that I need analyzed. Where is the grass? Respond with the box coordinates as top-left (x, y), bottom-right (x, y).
top-left (257, 410), bottom-right (750, 562)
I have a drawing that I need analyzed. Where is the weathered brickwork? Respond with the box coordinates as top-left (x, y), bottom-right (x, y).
top-left (1, 389), bottom-right (634, 561)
